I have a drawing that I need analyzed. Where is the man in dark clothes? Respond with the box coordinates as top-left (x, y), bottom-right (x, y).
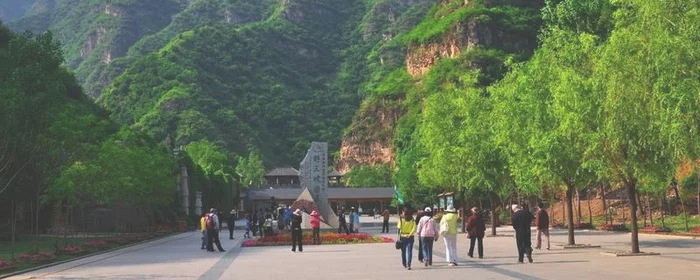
top-left (257, 209), bottom-right (266, 238)
top-left (535, 202), bottom-right (550, 250)
top-left (381, 209), bottom-right (390, 233)
top-left (511, 204), bottom-right (534, 263)
top-left (337, 207), bottom-right (349, 234)
top-left (228, 210), bottom-right (236, 240)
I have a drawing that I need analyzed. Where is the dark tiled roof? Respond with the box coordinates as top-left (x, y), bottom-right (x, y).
top-left (264, 167), bottom-right (299, 177)
top-left (245, 187), bottom-right (394, 201)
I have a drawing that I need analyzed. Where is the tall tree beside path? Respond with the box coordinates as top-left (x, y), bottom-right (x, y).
top-left (590, 0), bottom-right (700, 253)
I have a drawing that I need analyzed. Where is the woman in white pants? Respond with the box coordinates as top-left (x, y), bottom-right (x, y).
top-left (440, 205), bottom-right (459, 266)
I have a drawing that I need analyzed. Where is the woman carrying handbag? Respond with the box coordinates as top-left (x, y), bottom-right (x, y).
top-left (396, 208), bottom-right (416, 270)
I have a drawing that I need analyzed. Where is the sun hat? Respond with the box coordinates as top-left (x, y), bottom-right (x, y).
top-left (445, 205), bottom-right (456, 213)
top-left (424, 207), bottom-right (432, 212)
top-left (511, 204), bottom-right (521, 212)
top-left (293, 209), bottom-right (303, 216)
top-left (471, 207), bottom-right (479, 213)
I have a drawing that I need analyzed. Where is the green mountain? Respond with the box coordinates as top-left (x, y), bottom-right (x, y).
top-left (4, 0), bottom-right (435, 167)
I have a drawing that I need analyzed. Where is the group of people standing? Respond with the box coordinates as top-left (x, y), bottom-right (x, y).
top-left (200, 208), bottom-right (227, 252)
top-left (395, 202), bottom-right (549, 270)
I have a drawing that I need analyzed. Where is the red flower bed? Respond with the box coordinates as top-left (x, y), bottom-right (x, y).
top-left (241, 232), bottom-right (393, 247)
top-left (598, 223), bottom-right (628, 232)
top-left (83, 240), bottom-right (109, 249)
top-left (61, 245), bottom-right (85, 255)
top-left (693, 227), bottom-right (700, 233)
top-left (640, 226), bottom-right (671, 233)
top-left (574, 223), bottom-right (593, 229)
top-left (105, 237), bottom-right (132, 245)
top-left (0, 259), bottom-right (17, 269)
top-left (19, 252), bottom-right (56, 262)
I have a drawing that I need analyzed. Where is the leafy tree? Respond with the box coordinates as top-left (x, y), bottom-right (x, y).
top-left (345, 164), bottom-right (392, 188)
top-left (235, 150), bottom-right (265, 187)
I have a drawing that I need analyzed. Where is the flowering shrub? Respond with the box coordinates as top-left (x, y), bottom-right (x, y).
top-left (0, 259), bottom-right (17, 268)
top-left (693, 227), bottom-right (700, 234)
top-left (18, 252), bottom-right (56, 262)
top-left (598, 223), bottom-right (628, 232)
top-left (241, 232), bottom-right (393, 247)
top-left (61, 245), bottom-right (85, 255)
top-left (83, 240), bottom-right (109, 248)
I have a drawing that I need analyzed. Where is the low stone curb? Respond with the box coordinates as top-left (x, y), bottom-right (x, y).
top-left (637, 231), bottom-right (700, 239)
top-left (563, 244), bottom-right (601, 249)
top-left (600, 251), bottom-right (661, 257)
top-left (0, 232), bottom-right (192, 279)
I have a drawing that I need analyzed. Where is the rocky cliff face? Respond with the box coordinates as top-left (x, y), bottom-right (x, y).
top-left (337, 99), bottom-right (405, 173)
top-left (337, 0), bottom-right (542, 172)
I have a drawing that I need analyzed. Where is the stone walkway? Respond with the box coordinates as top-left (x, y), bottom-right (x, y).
top-left (4, 225), bottom-right (700, 280)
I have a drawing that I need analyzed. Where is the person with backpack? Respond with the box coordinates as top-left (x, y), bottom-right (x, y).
top-left (310, 210), bottom-right (322, 245)
top-left (397, 208), bottom-right (416, 270)
top-left (206, 208), bottom-right (226, 252)
top-left (416, 207), bottom-right (438, 268)
top-left (441, 205), bottom-right (459, 266)
top-left (466, 207), bottom-right (486, 259)
top-left (291, 209), bottom-right (304, 252)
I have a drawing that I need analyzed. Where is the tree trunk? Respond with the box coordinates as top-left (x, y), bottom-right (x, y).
top-left (626, 180), bottom-right (640, 253)
top-left (490, 195), bottom-right (497, 236)
top-left (576, 189), bottom-right (582, 224)
top-left (11, 200), bottom-right (16, 245)
top-left (562, 195), bottom-right (565, 222)
top-left (647, 195), bottom-right (653, 227)
top-left (587, 189), bottom-right (593, 225)
top-left (637, 190), bottom-right (646, 227)
top-left (601, 183), bottom-right (608, 224)
top-left (696, 170), bottom-right (700, 216)
top-left (673, 180), bottom-right (690, 232)
top-left (565, 183), bottom-right (576, 245)
top-left (659, 194), bottom-right (665, 228)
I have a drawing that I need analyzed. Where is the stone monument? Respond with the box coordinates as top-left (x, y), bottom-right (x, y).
top-left (299, 142), bottom-right (339, 227)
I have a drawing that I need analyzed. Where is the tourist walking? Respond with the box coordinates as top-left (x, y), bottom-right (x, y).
top-left (243, 214), bottom-right (251, 238)
top-left (511, 204), bottom-right (534, 263)
top-left (397, 208), bottom-right (416, 270)
top-left (264, 214), bottom-right (274, 236)
top-left (285, 206), bottom-right (293, 229)
top-left (228, 210), bottom-right (236, 240)
top-left (352, 208), bottom-right (361, 233)
top-left (414, 209), bottom-right (425, 263)
top-left (206, 208), bottom-right (226, 252)
top-left (257, 209), bottom-right (266, 238)
top-left (466, 207), bottom-right (486, 258)
top-left (337, 207), bottom-right (349, 234)
top-left (310, 210), bottom-right (322, 245)
top-left (199, 213), bottom-right (208, 250)
top-left (277, 207), bottom-right (285, 231)
top-left (535, 202), bottom-right (550, 250)
top-left (381, 209), bottom-right (390, 233)
top-left (349, 207), bottom-right (356, 233)
top-left (440, 205), bottom-right (459, 266)
top-left (291, 209), bottom-right (304, 252)
top-left (417, 207), bottom-right (438, 268)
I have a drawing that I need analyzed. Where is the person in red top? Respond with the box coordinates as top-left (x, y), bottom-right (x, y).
top-left (465, 207), bottom-right (486, 259)
top-left (310, 210), bottom-right (322, 245)
top-left (535, 202), bottom-right (550, 250)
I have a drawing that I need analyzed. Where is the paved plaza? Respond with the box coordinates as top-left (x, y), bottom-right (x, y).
top-left (4, 218), bottom-right (700, 280)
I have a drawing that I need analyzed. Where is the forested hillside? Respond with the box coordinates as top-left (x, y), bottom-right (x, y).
top-left (4, 0), bottom-right (435, 166)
